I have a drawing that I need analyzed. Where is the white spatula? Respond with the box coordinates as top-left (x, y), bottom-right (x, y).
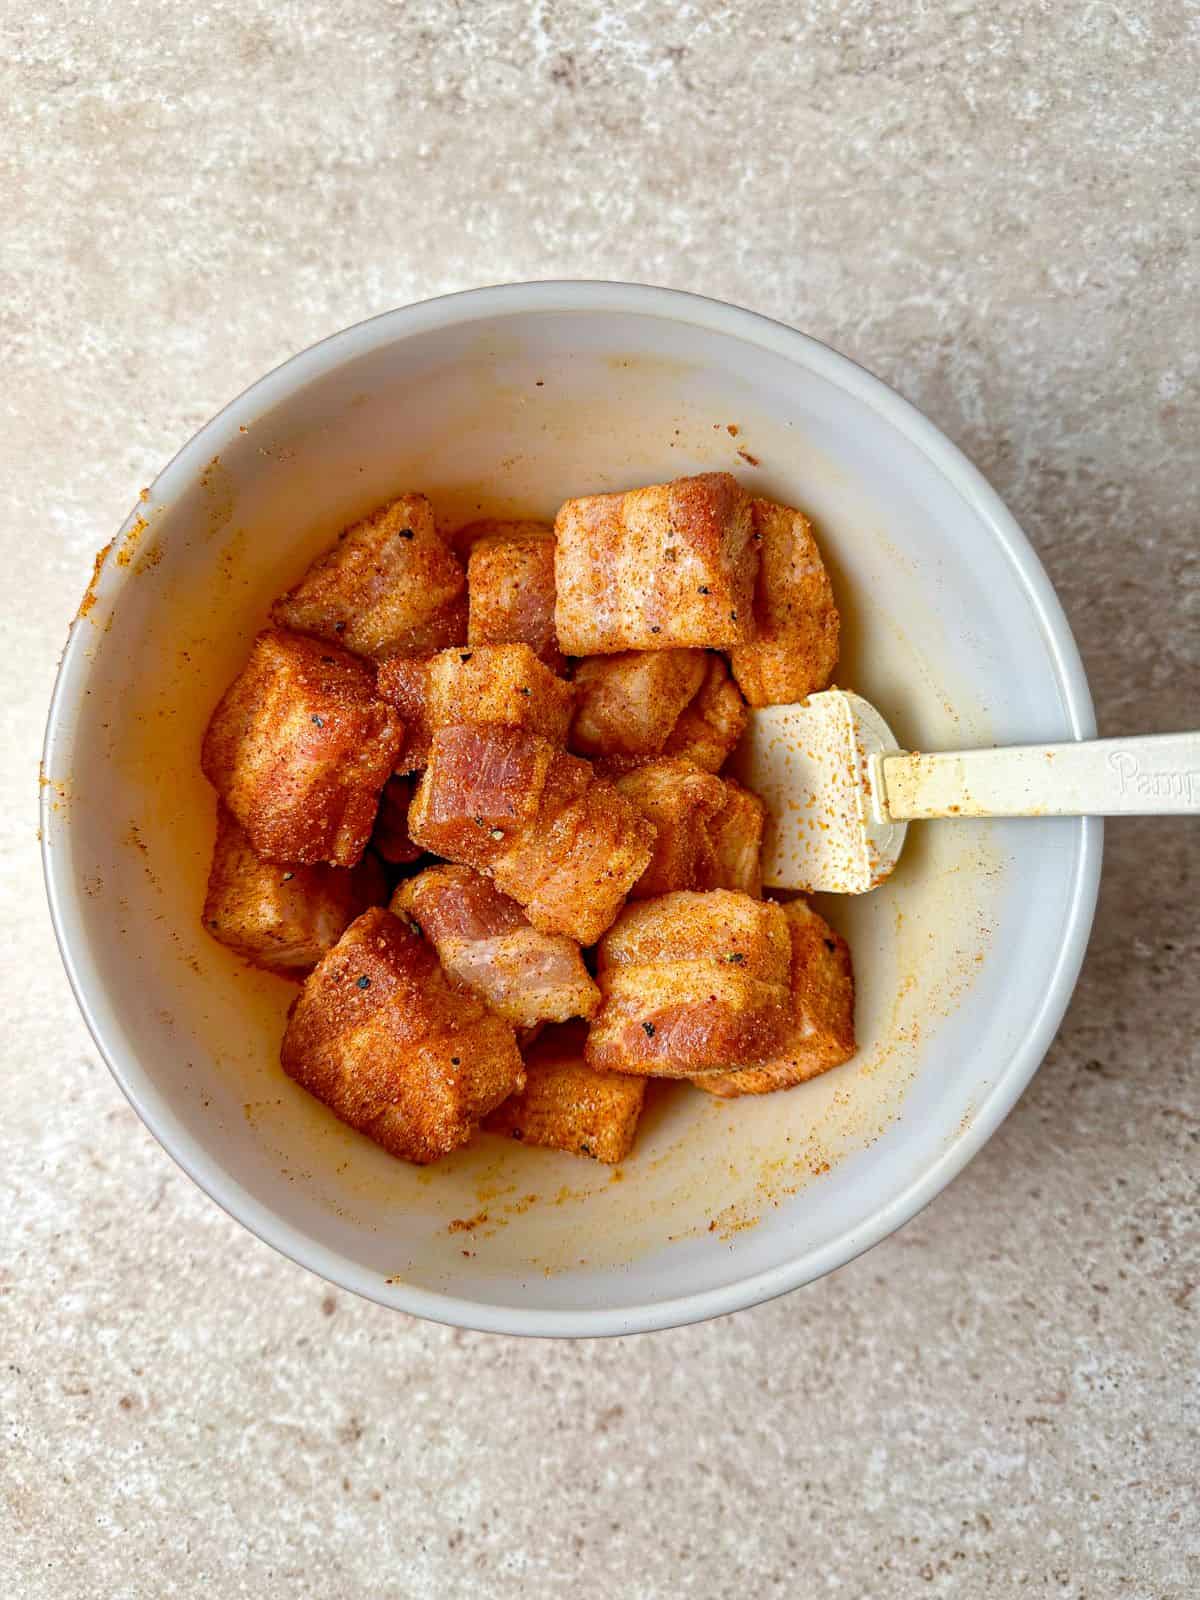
top-left (735, 690), bottom-right (1200, 894)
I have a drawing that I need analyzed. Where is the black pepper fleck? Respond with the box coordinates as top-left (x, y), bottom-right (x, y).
top-left (642, 1022), bottom-right (656, 1037)
top-left (356, 975), bottom-right (371, 989)
top-left (311, 714), bottom-right (324, 726)
top-left (398, 527), bottom-right (414, 540)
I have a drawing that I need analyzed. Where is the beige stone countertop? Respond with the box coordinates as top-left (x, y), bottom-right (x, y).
top-left (3, 4), bottom-right (1196, 1596)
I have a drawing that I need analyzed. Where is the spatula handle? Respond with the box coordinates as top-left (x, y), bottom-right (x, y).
top-left (880, 731), bottom-right (1200, 820)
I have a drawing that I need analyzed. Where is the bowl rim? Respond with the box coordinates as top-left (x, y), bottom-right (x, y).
top-left (42, 279), bottom-right (1102, 1337)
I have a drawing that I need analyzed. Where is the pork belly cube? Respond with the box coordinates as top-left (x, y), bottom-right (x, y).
top-left (464, 521), bottom-right (564, 672)
top-left (407, 725), bottom-right (560, 869)
top-left (696, 778), bottom-right (765, 898)
top-left (489, 755), bottom-right (656, 945)
top-left (409, 726), bottom-right (655, 945)
top-left (450, 516), bottom-right (545, 557)
top-left (280, 907), bottom-right (524, 1164)
top-left (484, 1022), bottom-right (645, 1163)
top-left (271, 493), bottom-right (466, 661)
top-left (695, 898), bottom-right (855, 1096)
top-left (728, 499), bottom-right (839, 706)
top-left (428, 644), bottom-right (573, 746)
top-left (372, 776), bottom-right (424, 865)
top-left (201, 629), bottom-right (405, 867)
top-left (614, 758), bottom-right (727, 898)
top-left (586, 890), bottom-right (792, 1078)
top-left (615, 761), bottom-right (763, 900)
top-left (392, 865), bottom-right (599, 1030)
top-left (570, 650), bottom-right (707, 769)
top-left (554, 473), bottom-right (757, 653)
top-left (202, 805), bottom-right (386, 975)
top-left (380, 644), bottom-right (572, 772)
top-left (661, 653), bottom-right (748, 773)
top-left (375, 654), bottom-right (434, 773)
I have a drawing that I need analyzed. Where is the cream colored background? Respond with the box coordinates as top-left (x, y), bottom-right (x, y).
top-left (4, 3), bottom-right (1197, 1596)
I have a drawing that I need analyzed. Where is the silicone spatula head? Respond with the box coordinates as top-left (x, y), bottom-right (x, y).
top-left (732, 689), bottom-right (909, 893)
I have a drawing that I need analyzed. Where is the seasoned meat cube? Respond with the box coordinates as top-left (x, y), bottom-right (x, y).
top-left (615, 761), bottom-right (763, 900)
top-left (375, 654), bottom-right (434, 774)
top-left (614, 758), bottom-right (728, 898)
top-left (202, 805), bottom-right (386, 976)
top-left (393, 865), bottom-right (599, 1030)
top-left (450, 516), bottom-right (546, 557)
top-left (280, 907), bottom-right (523, 1164)
top-left (201, 628), bottom-right (404, 867)
top-left (428, 644), bottom-right (572, 746)
top-left (378, 644), bottom-right (572, 773)
top-left (371, 776), bottom-right (424, 865)
top-left (271, 493), bottom-right (465, 661)
top-left (410, 726), bottom-right (655, 945)
top-left (491, 767), bottom-right (655, 945)
top-left (696, 778), bottom-right (765, 898)
top-left (484, 1022), bottom-right (645, 1163)
top-left (571, 650), bottom-right (746, 776)
top-left (554, 472), bottom-right (757, 653)
top-left (464, 521), bottom-right (564, 672)
top-left (586, 891), bottom-right (792, 1078)
top-left (661, 653), bottom-right (748, 773)
top-left (407, 726), bottom-right (559, 868)
top-left (695, 898), bottom-right (855, 1096)
top-left (729, 499), bottom-right (839, 706)
top-left (570, 650), bottom-right (707, 769)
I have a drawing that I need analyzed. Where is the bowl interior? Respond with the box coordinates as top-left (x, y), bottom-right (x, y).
top-left (44, 293), bottom-right (1096, 1332)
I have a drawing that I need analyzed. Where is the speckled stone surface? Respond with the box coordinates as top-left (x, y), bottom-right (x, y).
top-left (4, 3), bottom-right (1198, 1595)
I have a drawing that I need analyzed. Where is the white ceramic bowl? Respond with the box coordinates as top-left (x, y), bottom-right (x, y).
top-left (42, 282), bottom-right (1100, 1336)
